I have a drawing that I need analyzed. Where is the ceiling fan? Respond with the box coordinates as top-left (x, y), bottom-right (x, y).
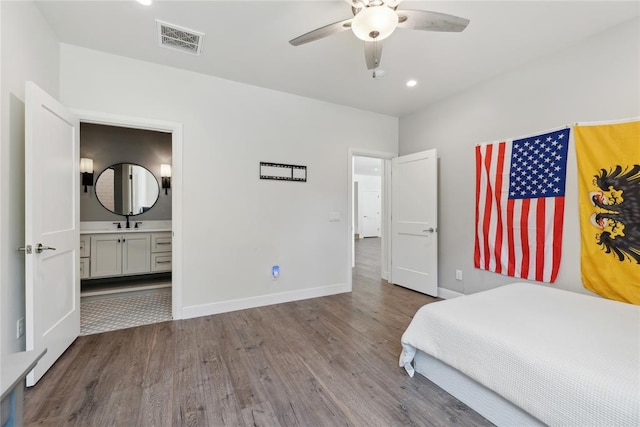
top-left (289, 0), bottom-right (470, 71)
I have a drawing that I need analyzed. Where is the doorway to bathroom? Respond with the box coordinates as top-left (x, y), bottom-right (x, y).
top-left (79, 121), bottom-right (175, 335)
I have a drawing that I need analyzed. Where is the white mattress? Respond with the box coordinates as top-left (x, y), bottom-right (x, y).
top-left (400, 282), bottom-right (640, 426)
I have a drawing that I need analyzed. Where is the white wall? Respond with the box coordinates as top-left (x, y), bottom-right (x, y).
top-left (1, 2), bottom-right (60, 354)
top-left (399, 18), bottom-right (640, 296)
top-left (60, 44), bottom-right (398, 316)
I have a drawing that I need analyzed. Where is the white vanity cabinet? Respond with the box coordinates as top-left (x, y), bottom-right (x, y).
top-left (89, 233), bottom-right (151, 278)
top-left (80, 227), bottom-right (172, 280)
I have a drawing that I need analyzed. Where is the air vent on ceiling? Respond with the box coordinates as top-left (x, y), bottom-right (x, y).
top-left (156, 20), bottom-right (204, 56)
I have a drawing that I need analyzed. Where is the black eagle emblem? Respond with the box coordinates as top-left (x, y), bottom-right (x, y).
top-left (589, 164), bottom-right (640, 263)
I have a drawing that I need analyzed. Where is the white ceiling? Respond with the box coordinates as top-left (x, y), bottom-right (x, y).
top-left (35, 1), bottom-right (639, 117)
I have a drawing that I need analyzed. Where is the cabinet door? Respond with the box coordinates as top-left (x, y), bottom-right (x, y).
top-left (122, 234), bottom-right (151, 275)
top-left (90, 234), bottom-right (122, 278)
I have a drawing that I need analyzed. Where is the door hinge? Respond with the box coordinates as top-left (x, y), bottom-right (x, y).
top-left (18, 245), bottom-right (33, 254)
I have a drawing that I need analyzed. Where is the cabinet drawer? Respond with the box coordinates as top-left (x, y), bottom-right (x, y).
top-left (151, 253), bottom-right (172, 272)
top-left (79, 235), bottom-right (90, 257)
top-left (80, 258), bottom-right (90, 279)
top-left (151, 232), bottom-right (172, 253)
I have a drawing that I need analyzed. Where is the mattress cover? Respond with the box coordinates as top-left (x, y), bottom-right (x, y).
top-left (400, 282), bottom-right (640, 426)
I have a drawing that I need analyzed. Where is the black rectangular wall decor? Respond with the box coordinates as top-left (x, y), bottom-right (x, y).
top-left (260, 162), bottom-right (307, 182)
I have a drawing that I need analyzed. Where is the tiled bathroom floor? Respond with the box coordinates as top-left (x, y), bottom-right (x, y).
top-left (80, 288), bottom-right (172, 335)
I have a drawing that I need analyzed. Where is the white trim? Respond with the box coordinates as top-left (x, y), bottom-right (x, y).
top-left (71, 109), bottom-right (185, 319)
top-left (348, 149), bottom-right (396, 289)
top-left (181, 283), bottom-right (350, 319)
top-left (437, 287), bottom-right (464, 299)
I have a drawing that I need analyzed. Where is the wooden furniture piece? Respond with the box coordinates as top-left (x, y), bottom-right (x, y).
top-left (1, 349), bottom-right (46, 427)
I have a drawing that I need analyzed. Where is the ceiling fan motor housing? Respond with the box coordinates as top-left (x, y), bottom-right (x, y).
top-left (351, 5), bottom-right (398, 41)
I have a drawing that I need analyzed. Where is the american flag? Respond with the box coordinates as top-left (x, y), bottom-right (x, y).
top-left (474, 128), bottom-right (570, 283)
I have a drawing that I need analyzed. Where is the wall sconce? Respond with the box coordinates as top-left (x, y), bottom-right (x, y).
top-left (161, 164), bottom-right (171, 195)
top-left (80, 158), bottom-right (94, 193)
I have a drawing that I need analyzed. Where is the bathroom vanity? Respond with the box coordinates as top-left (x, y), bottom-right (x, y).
top-left (80, 225), bottom-right (172, 280)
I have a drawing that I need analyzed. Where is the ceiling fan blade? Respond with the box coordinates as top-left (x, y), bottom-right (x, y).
top-left (289, 18), bottom-right (353, 46)
top-left (396, 10), bottom-right (470, 32)
top-left (386, 0), bottom-right (404, 7)
top-left (343, 0), bottom-right (363, 9)
top-left (364, 41), bottom-right (383, 70)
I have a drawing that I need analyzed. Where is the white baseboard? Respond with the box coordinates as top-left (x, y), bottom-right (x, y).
top-left (181, 283), bottom-right (351, 319)
top-left (437, 287), bottom-right (464, 299)
top-left (381, 270), bottom-right (389, 281)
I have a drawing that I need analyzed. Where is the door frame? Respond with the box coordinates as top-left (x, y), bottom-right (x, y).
top-left (72, 109), bottom-right (184, 319)
top-left (348, 149), bottom-right (395, 287)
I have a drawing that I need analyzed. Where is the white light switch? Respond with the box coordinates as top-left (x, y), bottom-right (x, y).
top-left (329, 211), bottom-right (341, 222)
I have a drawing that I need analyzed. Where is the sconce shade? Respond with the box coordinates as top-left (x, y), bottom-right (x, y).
top-left (80, 158), bottom-right (94, 193)
top-left (161, 164), bottom-right (171, 195)
top-left (80, 158), bottom-right (94, 174)
top-left (351, 5), bottom-right (398, 42)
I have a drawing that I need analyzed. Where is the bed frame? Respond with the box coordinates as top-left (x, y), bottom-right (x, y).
top-left (414, 350), bottom-right (544, 426)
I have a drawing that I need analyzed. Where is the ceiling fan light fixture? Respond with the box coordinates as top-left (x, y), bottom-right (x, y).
top-left (351, 5), bottom-right (398, 41)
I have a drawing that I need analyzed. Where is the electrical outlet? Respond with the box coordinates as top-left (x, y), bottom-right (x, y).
top-left (455, 270), bottom-right (463, 281)
top-left (17, 317), bottom-right (25, 338)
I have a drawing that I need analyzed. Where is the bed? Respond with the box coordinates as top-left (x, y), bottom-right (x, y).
top-left (399, 282), bottom-right (640, 426)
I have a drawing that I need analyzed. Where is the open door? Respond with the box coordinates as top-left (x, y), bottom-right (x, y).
top-left (24, 82), bottom-right (80, 386)
top-left (391, 149), bottom-right (438, 296)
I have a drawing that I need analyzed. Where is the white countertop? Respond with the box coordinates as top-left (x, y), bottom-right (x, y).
top-left (80, 220), bottom-right (172, 235)
top-left (81, 228), bottom-right (171, 234)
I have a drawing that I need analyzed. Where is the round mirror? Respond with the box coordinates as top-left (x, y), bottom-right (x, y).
top-left (95, 163), bottom-right (160, 216)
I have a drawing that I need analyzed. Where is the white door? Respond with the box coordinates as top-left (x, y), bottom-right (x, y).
top-left (24, 82), bottom-right (80, 386)
top-left (391, 150), bottom-right (438, 296)
top-left (361, 191), bottom-right (381, 237)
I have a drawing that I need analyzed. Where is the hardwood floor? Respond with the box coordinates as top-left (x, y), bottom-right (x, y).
top-left (24, 237), bottom-right (492, 426)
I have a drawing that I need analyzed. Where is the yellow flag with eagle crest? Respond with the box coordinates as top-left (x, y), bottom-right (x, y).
top-left (575, 120), bottom-right (640, 305)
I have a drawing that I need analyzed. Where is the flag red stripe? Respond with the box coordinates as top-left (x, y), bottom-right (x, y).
top-left (474, 146), bottom-right (482, 268)
top-left (482, 144), bottom-right (494, 270)
top-left (535, 198), bottom-right (546, 282)
top-left (506, 198), bottom-right (516, 277)
top-left (519, 199), bottom-right (531, 278)
top-left (492, 143), bottom-right (506, 274)
top-left (551, 197), bottom-right (565, 282)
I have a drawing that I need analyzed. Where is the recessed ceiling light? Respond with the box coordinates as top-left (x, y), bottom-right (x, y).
top-left (137, 0), bottom-right (152, 5)
top-left (406, 79), bottom-right (418, 88)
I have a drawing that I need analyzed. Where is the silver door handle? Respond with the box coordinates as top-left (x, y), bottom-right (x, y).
top-left (36, 243), bottom-right (56, 253)
top-left (423, 228), bottom-right (435, 233)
